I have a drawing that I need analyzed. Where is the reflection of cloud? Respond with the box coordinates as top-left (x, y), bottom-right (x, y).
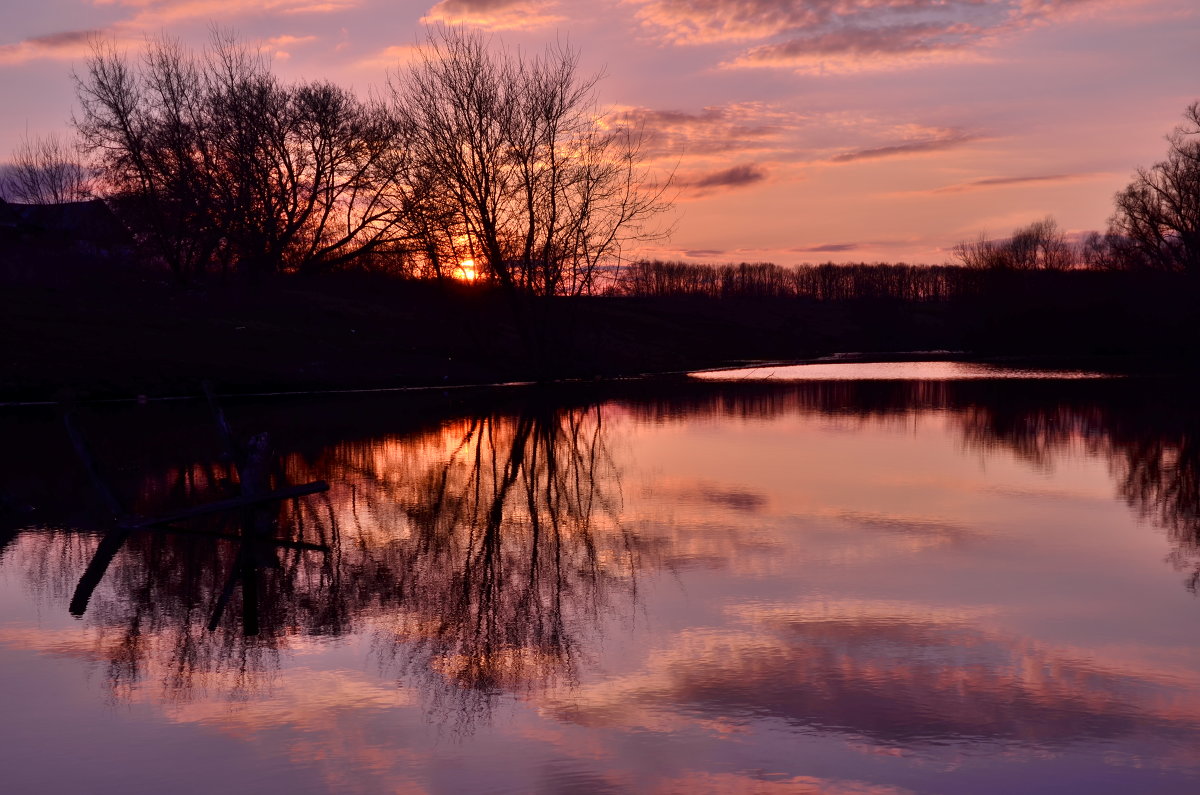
top-left (422, 0), bottom-right (564, 29)
top-left (659, 480), bottom-right (769, 511)
top-left (550, 602), bottom-right (1200, 748)
top-left (836, 511), bottom-right (971, 541)
top-left (646, 771), bottom-right (913, 795)
top-left (164, 667), bottom-right (413, 732)
top-left (631, 0), bottom-right (1112, 73)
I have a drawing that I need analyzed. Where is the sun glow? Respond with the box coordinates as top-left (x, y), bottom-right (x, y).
top-left (454, 259), bottom-right (478, 282)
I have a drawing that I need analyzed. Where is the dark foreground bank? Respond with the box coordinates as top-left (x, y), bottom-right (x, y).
top-left (4, 262), bottom-right (1199, 401)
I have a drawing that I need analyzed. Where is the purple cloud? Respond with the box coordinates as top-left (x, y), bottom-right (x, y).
top-left (25, 30), bottom-right (101, 49)
top-left (931, 173), bottom-right (1091, 193)
top-left (794, 243), bottom-right (862, 253)
top-left (684, 163), bottom-right (767, 190)
top-left (832, 131), bottom-right (976, 162)
top-left (632, 0), bottom-right (1105, 72)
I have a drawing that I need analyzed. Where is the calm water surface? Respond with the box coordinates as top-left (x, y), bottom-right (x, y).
top-left (2, 366), bottom-right (1199, 793)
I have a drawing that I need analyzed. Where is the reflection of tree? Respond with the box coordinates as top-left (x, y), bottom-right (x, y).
top-left (1117, 434), bottom-right (1200, 588)
top-left (4, 402), bottom-right (643, 722)
top-left (621, 377), bottom-right (1200, 594)
top-left (10, 376), bottom-right (1200, 724)
top-left (286, 404), bottom-right (642, 724)
top-left (946, 387), bottom-right (1200, 591)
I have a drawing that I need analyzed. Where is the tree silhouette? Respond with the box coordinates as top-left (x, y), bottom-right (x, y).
top-left (1110, 101), bottom-right (1200, 273)
top-left (390, 28), bottom-right (671, 297)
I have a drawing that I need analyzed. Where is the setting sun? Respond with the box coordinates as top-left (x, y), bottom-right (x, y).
top-left (454, 259), bottom-right (477, 282)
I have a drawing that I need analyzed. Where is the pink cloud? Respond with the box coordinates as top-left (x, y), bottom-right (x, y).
top-left (421, 0), bottom-right (564, 30)
top-left (613, 103), bottom-right (803, 160)
top-left (95, 0), bottom-right (358, 28)
top-left (630, 0), bottom-right (1121, 72)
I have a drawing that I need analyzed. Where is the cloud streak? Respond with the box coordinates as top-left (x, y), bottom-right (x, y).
top-left (929, 172), bottom-right (1097, 193)
top-left (831, 130), bottom-right (977, 162)
top-left (0, 29), bottom-right (102, 64)
top-left (794, 243), bottom-right (862, 253)
top-left (98, 0), bottom-right (357, 29)
top-left (630, 0), bottom-right (1113, 73)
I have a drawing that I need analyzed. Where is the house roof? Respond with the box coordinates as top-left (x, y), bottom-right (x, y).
top-left (1, 198), bottom-right (132, 246)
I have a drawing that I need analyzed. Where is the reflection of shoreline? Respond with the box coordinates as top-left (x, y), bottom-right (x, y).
top-left (612, 378), bottom-right (1200, 590)
top-left (4, 378), bottom-right (1200, 792)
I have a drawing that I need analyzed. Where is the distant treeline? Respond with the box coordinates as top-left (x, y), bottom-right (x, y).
top-left (607, 259), bottom-right (1140, 301)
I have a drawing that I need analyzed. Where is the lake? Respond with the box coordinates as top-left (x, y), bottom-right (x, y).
top-left (3, 364), bottom-right (1199, 793)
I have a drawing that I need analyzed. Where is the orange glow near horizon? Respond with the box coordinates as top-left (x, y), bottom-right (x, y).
top-left (454, 259), bottom-right (478, 282)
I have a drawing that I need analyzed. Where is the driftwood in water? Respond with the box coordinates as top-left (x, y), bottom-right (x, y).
top-left (64, 411), bottom-right (132, 616)
top-left (116, 480), bottom-right (328, 530)
top-left (63, 395), bottom-right (330, 632)
top-left (69, 528), bottom-right (130, 617)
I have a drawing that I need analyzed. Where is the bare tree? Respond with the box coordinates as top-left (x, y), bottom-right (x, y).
top-left (1109, 102), bottom-right (1200, 273)
top-left (1079, 230), bottom-right (1143, 270)
top-left (954, 216), bottom-right (1074, 270)
top-left (390, 28), bottom-right (672, 297)
top-left (2, 132), bottom-right (92, 204)
top-left (1008, 217), bottom-right (1074, 270)
top-left (74, 32), bottom-right (409, 279)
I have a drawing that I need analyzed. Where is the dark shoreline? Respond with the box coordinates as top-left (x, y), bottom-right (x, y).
top-left (5, 263), bottom-right (1198, 404)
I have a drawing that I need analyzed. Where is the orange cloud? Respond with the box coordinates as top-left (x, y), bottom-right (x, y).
top-left (421, 0), bottom-right (565, 30)
top-left (95, 0), bottom-right (358, 29)
top-left (357, 43), bottom-right (423, 69)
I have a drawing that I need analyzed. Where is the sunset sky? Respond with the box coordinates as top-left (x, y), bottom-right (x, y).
top-left (3, 0), bottom-right (1198, 264)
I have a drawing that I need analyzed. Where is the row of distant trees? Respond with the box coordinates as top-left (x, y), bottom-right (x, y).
top-left (3, 28), bottom-right (670, 293)
top-left (610, 260), bottom-right (971, 300)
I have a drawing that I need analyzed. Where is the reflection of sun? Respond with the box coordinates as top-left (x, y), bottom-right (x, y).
top-left (454, 259), bottom-right (478, 282)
